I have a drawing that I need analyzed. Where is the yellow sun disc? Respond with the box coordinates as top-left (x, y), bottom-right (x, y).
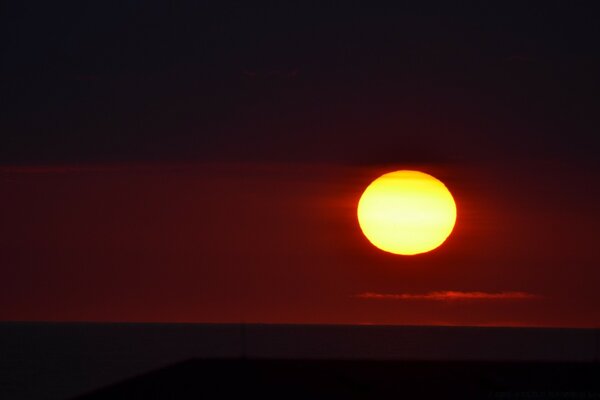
top-left (357, 170), bottom-right (457, 255)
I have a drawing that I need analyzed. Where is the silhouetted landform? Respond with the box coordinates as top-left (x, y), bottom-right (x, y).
top-left (78, 359), bottom-right (600, 399)
top-left (1, 323), bottom-right (599, 399)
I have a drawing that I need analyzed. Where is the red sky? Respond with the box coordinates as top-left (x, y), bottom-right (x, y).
top-left (2, 161), bottom-right (599, 327)
top-left (3, 4), bottom-right (600, 328)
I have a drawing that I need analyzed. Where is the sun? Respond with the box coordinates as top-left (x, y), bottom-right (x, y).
top-left (357, 170), bottom-right (457, 255)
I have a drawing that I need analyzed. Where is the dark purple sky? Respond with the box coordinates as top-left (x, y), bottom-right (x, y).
top-left (1, 2), bottom-right (599, 327)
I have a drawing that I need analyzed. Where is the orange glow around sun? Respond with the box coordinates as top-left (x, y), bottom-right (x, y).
top-left (357, 170), bottom-right (457, 255)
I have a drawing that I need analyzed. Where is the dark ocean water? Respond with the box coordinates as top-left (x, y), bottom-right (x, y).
top-left (1, 323), bottom-right (598, 399)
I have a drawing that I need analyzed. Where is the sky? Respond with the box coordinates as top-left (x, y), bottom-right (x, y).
top-left (1, 2), bottom-right (599, 327)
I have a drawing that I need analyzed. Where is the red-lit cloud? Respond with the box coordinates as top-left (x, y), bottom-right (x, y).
top-left (0, 164), bottom-right (163, 174)
top-left (356, 291), bottom-right (540, 301)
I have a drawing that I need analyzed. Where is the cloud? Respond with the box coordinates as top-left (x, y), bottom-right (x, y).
top-left (241, 68), bottom-right (300, 79)
top-left (0, 164), bottom-right (189, 175)
top-left (356, 291), bottom-right (540, 301)
top-left (0, 166), bottom-right (113, 174)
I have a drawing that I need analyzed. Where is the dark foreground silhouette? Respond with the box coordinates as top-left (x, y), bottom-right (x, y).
top-left (77, 359), bottom-right (600, 399)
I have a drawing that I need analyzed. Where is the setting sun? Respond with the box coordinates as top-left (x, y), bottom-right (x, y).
top-left (357, 170), bottom-right (457, 255)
